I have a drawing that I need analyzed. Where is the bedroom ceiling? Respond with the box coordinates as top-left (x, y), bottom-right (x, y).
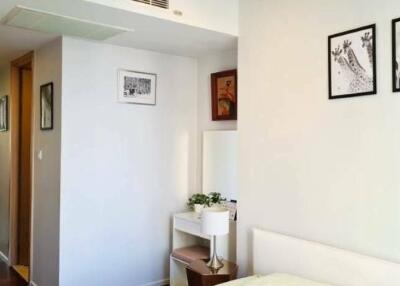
top-left (0, 0), bottom-right (237, 66)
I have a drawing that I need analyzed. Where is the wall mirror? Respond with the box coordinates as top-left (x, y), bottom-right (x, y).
top-left (202, 130), bottom-right (238, 201)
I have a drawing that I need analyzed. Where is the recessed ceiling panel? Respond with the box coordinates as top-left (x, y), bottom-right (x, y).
top-left (1, 6), bottom-right (133, 41)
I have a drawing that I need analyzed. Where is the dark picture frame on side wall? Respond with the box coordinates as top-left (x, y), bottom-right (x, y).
top-left (328, 24), bottom-right (376, 99)
top-left (211, 69), bottom-right (237, 120)
top-left (0, 95), bottom-right (8, 132)
top-left (392, 18), bottom-right (400, 92)
top-left (40, 82), bottom-right (54, 130)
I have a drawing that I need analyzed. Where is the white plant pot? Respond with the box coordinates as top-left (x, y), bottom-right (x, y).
top-left (194, 204), bottom-right (205, 215)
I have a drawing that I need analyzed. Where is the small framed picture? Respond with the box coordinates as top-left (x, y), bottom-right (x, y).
top-left (211, 69), bottom-right (237, 121)
top-left (392, 18), bottom-right (400, 92)
top-left (40, 82), bottom-right (54, 130)
top-left (222, 200), bottom-right (237, 221)
top-left (0, 95), bottom-right (8, 132)
top-left (118, 69), bottom-right (157, 105)
top-left (328, 24), bottom-right (376, 99)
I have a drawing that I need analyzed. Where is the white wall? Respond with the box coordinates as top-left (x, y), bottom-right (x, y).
top-left (0, 65), bottom-right (10, 258)
top-left (196, 50), bottom-right (237, 193)
top-left (170, 0), bottom-right (238, 35)
top-left (32, 38), bottom-right (62, 286)
top-left (60, 37), bottom-right (197, 286)
top-left (85, 0), bottom-right (239, 36)
top-left (238, 0), bottom-right (400, 276)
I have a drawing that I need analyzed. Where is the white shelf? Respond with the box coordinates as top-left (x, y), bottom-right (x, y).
top-left (174, 212), bottom-right (210, 239)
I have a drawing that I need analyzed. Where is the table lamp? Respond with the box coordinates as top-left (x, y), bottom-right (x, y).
top-left (201, 207), bottom-right (230, 270)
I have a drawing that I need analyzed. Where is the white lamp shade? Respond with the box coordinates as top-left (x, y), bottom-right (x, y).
top-left (201, 208), bottom-right (230, 236)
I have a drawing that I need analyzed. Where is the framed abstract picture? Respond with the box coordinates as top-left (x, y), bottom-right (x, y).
top-left (392, 18), bottom-right (400, 92)
top-left (118, 69), bottom-right (157, 105)
top-left (40, 82), bottom-right (54, 130)
top-left (211, 69), bottom-right (237, 120)
top-left (0, 95), bottom-right (8, 132)
top-left (328, 24), bottom-right (376, 99)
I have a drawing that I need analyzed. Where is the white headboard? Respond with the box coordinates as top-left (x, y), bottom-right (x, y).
top-left (253, 228), bottom-right (400, 286)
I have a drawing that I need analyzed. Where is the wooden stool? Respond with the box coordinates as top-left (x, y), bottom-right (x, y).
top-left (186, 259), bottom-right (238, 286)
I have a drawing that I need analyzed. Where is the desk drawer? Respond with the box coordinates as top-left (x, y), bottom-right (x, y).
top-left (174, 217), bottom-right (204, 237)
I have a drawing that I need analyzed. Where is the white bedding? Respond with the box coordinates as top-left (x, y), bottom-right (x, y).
top-left (219, 274), bottom-right (332, 286)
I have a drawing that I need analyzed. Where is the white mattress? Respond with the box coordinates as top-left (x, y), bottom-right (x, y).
top-left (219, 274), bottom-right (332, 286)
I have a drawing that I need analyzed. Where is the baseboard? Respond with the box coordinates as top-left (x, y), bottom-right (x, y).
top-left (30, 281), bottom-right (38, 286)
top-left (141, 278), bottom-right (169, 286)
top-left (0, 251), bottom-right (9, 264)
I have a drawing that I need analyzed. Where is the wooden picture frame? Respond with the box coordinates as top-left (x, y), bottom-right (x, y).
top-left (0, 95), bottom-right (8, 132)
top-left (40, 82), bottom-right (54, 130)
top-left (328, 24), bottom-right (376, 99)
top-left (392, 18), bottom-right (400, 92)
top-left (211, 69), bottom-right (237, 120)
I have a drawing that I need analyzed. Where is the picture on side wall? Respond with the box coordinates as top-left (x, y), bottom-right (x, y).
top-left (118, 70), bottom-right (157, 105)
top-left (0, 95), bottom-right (8, 132)
top-left (392, 18), bottom-right (400, 92)
top-left (211, 69), bottom-right (237, 120)
top-left (328, 24), bottom-right (376, 99)
top-left (40, 82), bottom-right (54, 130)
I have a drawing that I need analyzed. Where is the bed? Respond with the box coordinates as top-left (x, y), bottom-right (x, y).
top-left (221, 228), bottom-right (400, 286)
top-left (219, 273), bottom-right (331, 286)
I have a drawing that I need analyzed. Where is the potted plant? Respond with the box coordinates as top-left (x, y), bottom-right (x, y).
top-left (208, 192), bottom-right (226, 207)
top-left (188, 193), bottom-right (210, 214)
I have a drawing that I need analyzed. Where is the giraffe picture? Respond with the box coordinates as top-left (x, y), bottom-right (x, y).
top-left (328, 24), bottom-right (376, 99)
top-left (392, 18), bottom-right (400, 92)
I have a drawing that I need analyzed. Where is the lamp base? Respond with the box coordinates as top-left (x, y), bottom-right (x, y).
top-left (207, 253), bottom-right (224, 271)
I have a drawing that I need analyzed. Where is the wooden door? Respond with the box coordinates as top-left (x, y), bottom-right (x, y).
top-left (17, 67), bottom-right (32, 266)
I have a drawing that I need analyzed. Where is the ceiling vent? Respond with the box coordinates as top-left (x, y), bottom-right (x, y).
top-left (1, 6), bottom-right (134, 41)
top-left (133, 0), bottom-right (169, 9)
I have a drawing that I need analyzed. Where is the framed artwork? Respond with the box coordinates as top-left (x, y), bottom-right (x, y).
top-left (0, 95), bottom-right (8, 132)
top-left (393, 18), bottom-right (400, 92)
top-left (222, 200), bottom-right (237, 221)
top-left (211, 69), bottom-right (237, 120)
top-left (118, 69), bottom-right (157, 105)
top-left (40, 82), bottom-right (54, 130)
top-left (328, 24), bottom-right (376, 99)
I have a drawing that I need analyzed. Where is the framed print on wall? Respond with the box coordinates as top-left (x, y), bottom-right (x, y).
top-left (211, 69), bottom-right (237, 120)
top-left (40, 82), bottom-right (54, 130)
top-left (118, 70), bottom-right (157, 105)
top-left (0, 95), bottom-right (8, 132)
top-left (328, 24), bottom-right (376, 99)
top-left (392, 18), bottom-right (400, 92)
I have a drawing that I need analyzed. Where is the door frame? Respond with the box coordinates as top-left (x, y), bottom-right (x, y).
top-left (8, 51), bottom-right (35, 273)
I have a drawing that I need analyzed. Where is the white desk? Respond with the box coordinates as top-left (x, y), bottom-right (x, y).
top-left (170, 212), bottom-right (236, 286)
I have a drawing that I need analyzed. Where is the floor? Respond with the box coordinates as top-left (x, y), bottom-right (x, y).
top-left (0, 260), bottom-right (28, 286)
top-left (13, 265), bottom-right (29, 282)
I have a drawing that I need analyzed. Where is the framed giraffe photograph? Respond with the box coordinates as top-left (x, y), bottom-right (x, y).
top-left (392, 18), bottom-right (400, 92)
top-left (328, 24), bottom-right (376, 99)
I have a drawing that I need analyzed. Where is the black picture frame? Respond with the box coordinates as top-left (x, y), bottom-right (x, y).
top-left (392, 18), bottom-right (400, 92)
top-left (40, 82), bottom-right (54, 131)
top-left (328, 24), bottom-right (377, 99)
top-left (0, 95), bottom-right (8, 132)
